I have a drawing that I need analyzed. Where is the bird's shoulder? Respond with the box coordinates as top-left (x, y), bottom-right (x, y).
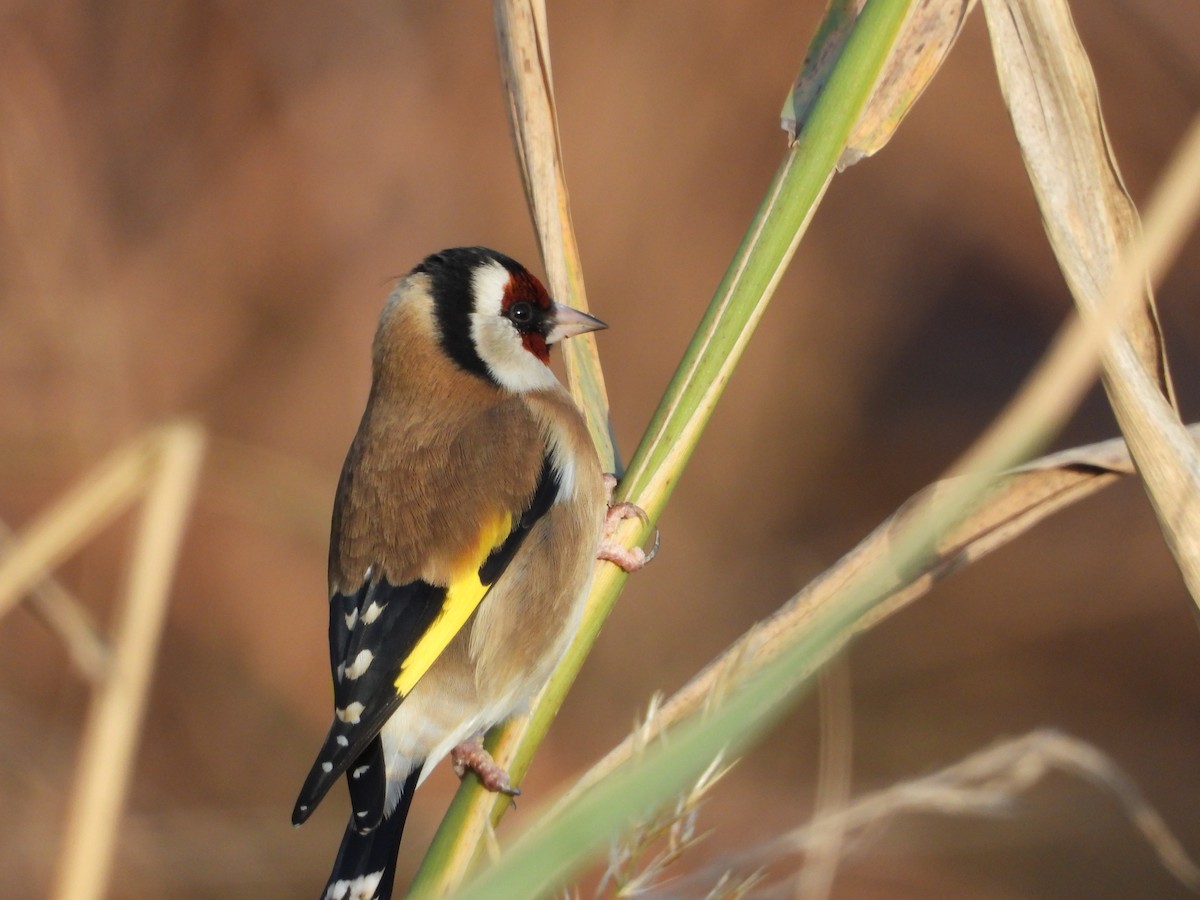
top-left (329, 387), bottom-right (558, 592)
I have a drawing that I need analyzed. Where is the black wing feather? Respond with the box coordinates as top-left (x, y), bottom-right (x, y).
top-left (293, 577), bottom-right (444, 825)
top-left (344, 736), bottom-right (388, 834)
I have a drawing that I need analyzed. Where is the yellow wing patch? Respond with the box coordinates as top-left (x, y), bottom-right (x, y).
top-left (394, 511), bottom-right (513, 696)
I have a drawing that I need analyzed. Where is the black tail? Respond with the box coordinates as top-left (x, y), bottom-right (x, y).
top-left (320, 769), bottom-right (421, 900)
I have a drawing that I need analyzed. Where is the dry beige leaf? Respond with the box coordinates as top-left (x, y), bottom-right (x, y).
top-left (783, 0), bottom-right (976, 166)
top-left (982, 0), bottom-right (1200, 609)
top-left (782, 0), bottom-right (868, 144)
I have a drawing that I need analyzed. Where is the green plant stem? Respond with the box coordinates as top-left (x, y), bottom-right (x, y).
top-left (408, 1), bottom-right (914, 895)
top-left (453, 97), bottom-right (1200, 900)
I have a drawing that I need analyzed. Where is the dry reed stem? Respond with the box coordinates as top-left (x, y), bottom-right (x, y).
top-left (983, 0), bottom-right (1200, 608)
top-left (0, 435), bottom-right (152, 614)
top-left (551, 426), bottom-right (1200, 817)
top-left (51, 422), bottom-right (205, 900)
top-left (0, 422), bottom-right (206, 900)
top-left (494, 0), bottom-right (614, 462)
top-left (0, 520), bottom-right (109, 681)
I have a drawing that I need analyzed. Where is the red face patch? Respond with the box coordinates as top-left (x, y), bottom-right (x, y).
top-left (522, 332), bottom-right (549, 363)
top-left (501, 270), bottom-right (553, 314)
top-left (502, 270), bottom-right (554, 366)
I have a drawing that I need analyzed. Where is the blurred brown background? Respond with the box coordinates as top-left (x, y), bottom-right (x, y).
top-left (2, 2), bottom-right (1199, 897)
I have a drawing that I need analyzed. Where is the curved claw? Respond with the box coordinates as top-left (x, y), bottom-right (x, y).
top-left (642, 528), bottom-right (661, 565)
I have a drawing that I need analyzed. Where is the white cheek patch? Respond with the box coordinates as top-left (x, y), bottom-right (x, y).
top-left (470, 260), bottom-right (559, 394)
top-left (471, 260), bottom-right (510, 318)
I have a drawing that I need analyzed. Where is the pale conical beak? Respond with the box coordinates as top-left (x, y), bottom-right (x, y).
top-left (545, 302), bottom-right (608, 344)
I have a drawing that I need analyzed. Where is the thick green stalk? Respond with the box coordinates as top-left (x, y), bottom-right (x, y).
top-left (408, 1), bottom-right (914, 895)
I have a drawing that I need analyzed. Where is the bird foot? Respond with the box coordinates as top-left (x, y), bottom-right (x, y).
top-left (598, 474), bottom-right (659, 572)
top-left (450, 738), bottom-right (520, 797)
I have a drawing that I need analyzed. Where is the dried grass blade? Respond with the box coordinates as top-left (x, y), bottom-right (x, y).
top-left (493, 0), bottom-right (614, 465)
top-left (982, 0), bottom-right (1200, 607)
top-left (796, 658), bottom-right (853, 900)
top-left (981, 0), bottom-right (1172, 394)
top-left (48, 422), bottom-right (206, 900)
top-left (0, 519), bottom-right (109, 680)
top-left (410, 5), bottom-right (615, 893)
top-left (0, 435), bottom-right (152, 616)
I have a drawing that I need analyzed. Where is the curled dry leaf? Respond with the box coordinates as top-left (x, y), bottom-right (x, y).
top-left (783, 0), bottom-right (976, 167)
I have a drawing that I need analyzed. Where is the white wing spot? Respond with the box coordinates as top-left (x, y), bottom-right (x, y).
top-left (362, 600), bottom-right (386, 625)
top-left (352, 764), bottom-right (370, 779)
top-left (345, 609), bottom-right (359, 631)
top-left (344, 649), bottom-right (375, 680)
top-left (336, 735), bottom-right (349, 747)
top-left (324, 871), bottom-right (383, 900)
top-left (321, 761), bottom-right (333, 773)
top-left (335, 702), bottom-right (365, 724)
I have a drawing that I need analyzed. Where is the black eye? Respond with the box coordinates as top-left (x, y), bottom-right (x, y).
top-left (509, 301), bottom-right (534, 325)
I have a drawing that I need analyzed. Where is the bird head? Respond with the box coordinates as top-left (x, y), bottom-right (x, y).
top-left (413, 247), bottom-right (606, 393)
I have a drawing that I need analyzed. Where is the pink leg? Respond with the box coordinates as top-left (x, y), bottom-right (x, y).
top-left (450, 737), bottom-right (520, 796)
top-left (598, 474), bottom-right (659, 573)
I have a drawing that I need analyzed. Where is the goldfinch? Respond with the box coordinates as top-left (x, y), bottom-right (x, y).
top-left (293, 247), bottom-right (647, 900)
